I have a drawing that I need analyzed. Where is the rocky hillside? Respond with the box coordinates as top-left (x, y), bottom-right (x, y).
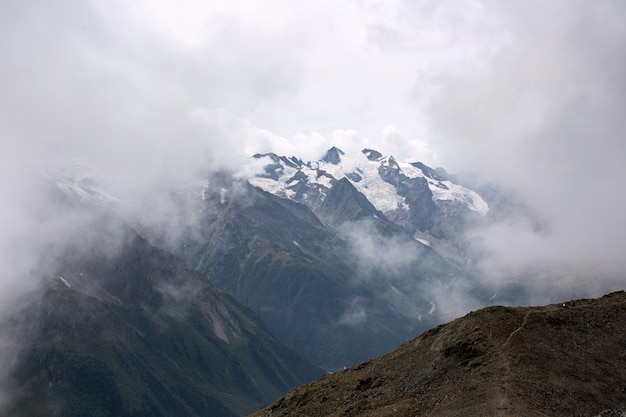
top-left (251, 291), bottom-right (626, 417)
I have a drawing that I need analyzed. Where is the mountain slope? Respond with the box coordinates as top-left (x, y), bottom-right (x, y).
top-left (169, 182), bottom-right (432, 370)
top-left (1, 207), bottom-right (322, 417)
top-left (252, 291), bottom-right (626, 417)
top-left (316, 177), bottom-right (388, 225)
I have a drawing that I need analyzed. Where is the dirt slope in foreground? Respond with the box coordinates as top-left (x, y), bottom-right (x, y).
top-left (252, 291), bottom-right (626, 417)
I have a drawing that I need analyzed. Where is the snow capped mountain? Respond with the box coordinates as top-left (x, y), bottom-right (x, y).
top-left (45, 146), bottom-right (488, 232)
top-left (43, 155), bottom-right (119, 205)
top-left (249, 146), bottom-right (488, 238)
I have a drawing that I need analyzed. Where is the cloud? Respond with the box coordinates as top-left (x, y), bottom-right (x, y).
top-left (409, 1), bottom-right (626, 286)
top-left (337, 219), bottom-right (453, 321)
top-left (340, 219), bottom-right (422, 278)
top-left (338, 297), bottom-right (369, 327)
top-left (0, 0), bottom-right (445, 193)
top-left (340, 0), bottom-right (626, 307)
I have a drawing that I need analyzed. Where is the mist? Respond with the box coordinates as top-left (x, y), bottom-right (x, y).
top-left (413, 1), bottom-right (626, 304)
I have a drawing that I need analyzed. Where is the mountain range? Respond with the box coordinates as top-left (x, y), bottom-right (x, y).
top-left (45, 147), bottom-right (533, 371)
top-left (249, 146), bottom-right (490, 240)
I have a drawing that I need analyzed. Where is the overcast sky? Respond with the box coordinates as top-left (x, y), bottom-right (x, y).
top-left (1, 0), bottom-right (626, 306)
top-left (3, 1), bottom-right (624, 166)
top-left (0, 0), bottom-right (511, 170)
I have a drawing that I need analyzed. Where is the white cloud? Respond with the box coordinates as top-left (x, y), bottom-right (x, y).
top-left (412, 0), bottom-right (626, 281)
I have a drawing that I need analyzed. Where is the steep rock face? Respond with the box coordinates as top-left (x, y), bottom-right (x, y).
top-left (252, 291), bottom-right (626, 417)
top-left (1, 209), bottom-right (322, 417)
top-left (322, 147), bottom-right (345, 165)
top-left (316, 177), bottom-right (390, 227)
top-left (378, 156), bottom-right (437, 235)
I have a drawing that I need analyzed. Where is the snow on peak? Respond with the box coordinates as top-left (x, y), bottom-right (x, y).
top-left (45, 155), bottom-right (120, 206)
top-left (248, 147), bottom-right (489, 215)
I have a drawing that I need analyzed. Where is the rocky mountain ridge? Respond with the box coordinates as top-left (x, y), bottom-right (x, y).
top-left (252, 291), bottom-right (626, 417)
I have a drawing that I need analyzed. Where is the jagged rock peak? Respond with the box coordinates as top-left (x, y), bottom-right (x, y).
top-left (253, 152), bottom-right (303, 169)
top-left (379, 155), bottom-right (399, 170)
top-left (362, 148), bottom-right (383, 161)
top-left (253, 291), bottom-right (626, 417)
top-left (322, 147), bottom-right (345, 165)
top-left (410, 161), bottom-right (449, 181)
top-left (253, 152), bottom-right (279, 162)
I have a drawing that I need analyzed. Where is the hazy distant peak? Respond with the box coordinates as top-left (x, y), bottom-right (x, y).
top-left (379, 155), bottom-right (399, 170)
top-left (322, 146), bottom-right (345, 165)
top-left (410, 161), bottom-right (449, 182)
top-left (362, 148), bottom-right (382, 161)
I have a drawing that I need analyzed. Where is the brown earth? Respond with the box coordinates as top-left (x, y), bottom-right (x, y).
top-left (251, 291), bottom-right (626, 417)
